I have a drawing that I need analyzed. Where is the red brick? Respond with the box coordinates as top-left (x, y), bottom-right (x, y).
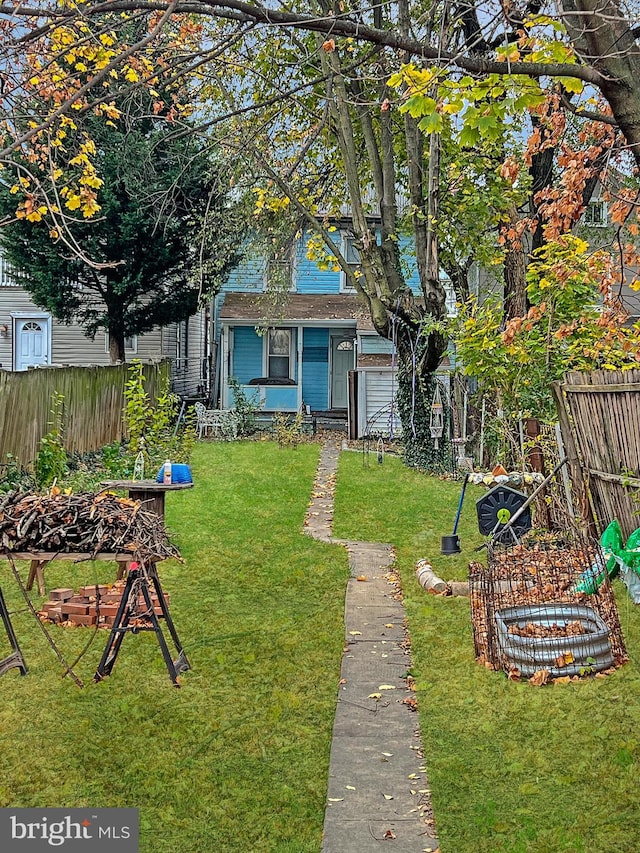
top-left (77, 585), bottom-right (109, 597)
top-left (69, 613), bottom-right (97, 626)
top-left (62, 602), bottom-right (89, 616)
top-left (47, 607), bottom-right (64, 623)
top-left (49, 588), bottom-right (75, 601)
top-left (95, 604), bottom-right (120, 617)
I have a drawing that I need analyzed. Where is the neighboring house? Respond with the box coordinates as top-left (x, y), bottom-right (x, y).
top-left (214, 228), bottom-right (456, 436)
top-left (578, 195), bottom-right (640, 318)
top-left (0, 255), bottom-right (209, 397)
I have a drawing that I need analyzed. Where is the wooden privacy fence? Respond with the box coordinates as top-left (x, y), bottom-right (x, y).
top-left (552, 369), bottom-right (640, 539)
top-left (0, 361), bottom-right (169, 465)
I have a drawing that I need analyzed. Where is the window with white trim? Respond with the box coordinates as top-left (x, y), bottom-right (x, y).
top-left (341, 235), bottom-right (361, 292)
top-left (267, 328), bottom-right (292, 379)
top-left (176, 320), bottom-right (189, 360)
top-left (583, 200), bottom-right (607, 227)
top-left (265, 258), bottom-right (294, 292)
top-left (105, 333), bottom-right (138, 354)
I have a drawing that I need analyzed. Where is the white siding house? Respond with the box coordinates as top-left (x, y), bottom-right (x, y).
top-left (0, 255), bottom-right (208, 397)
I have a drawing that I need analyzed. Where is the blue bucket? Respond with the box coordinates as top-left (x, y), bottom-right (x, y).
top-left (156, 464), bottom-right (193, 484)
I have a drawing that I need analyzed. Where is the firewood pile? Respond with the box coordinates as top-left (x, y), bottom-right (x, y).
top-left (470, 532), bottom-right (628, 681)
top-left (0, 490), bottom-right (180, 562)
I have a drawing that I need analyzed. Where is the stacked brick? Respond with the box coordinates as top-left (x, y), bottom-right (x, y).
top-left (38, 583), bottom-right (171, 628)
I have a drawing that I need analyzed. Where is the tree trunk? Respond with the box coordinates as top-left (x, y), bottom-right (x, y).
top-left (562, 0), bottom-right (640, 170)
top-left (394, 323), bottom-right (449, 470)
top-left (108, 331), bottom-right (125, 363)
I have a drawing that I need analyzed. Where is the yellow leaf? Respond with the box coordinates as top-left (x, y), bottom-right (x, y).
top-left (368, 692), bottom-right (382, 700)
top-left (65, 193), bottom-right (81, 211)
top-left (349, 630), bottom-right (361, 636)
top-left (378, 684), bottom-right (396, 690)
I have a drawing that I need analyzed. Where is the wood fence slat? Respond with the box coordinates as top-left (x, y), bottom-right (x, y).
top-left (0, 361), bottom-right (169, 465)
top-left (557, 369), bottom-right (640, 538)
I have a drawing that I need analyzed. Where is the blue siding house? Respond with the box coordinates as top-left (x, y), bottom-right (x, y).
top-left (214, 228), bottom-right (454, 434)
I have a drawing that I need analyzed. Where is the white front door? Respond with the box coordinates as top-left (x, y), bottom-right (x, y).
top-left (330, 337), bottom-right (355, 409)
top-left (15, 317), bottom-right (50, 370)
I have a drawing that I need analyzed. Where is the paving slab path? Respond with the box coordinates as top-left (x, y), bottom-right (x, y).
top-left (304, 439), bottom-right (440, 853)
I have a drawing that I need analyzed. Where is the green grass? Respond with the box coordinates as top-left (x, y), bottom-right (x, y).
top-left (333, 451), bottom-right (640, 853)
top-left (0, 441), bottom-right (349, 853)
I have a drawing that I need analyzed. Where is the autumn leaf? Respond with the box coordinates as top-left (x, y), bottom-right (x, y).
top-left (529, 669), bottom-right (550, 686)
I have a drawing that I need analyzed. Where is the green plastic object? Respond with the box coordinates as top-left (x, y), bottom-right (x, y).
top-left (573, 520), bottom-right (623, 594)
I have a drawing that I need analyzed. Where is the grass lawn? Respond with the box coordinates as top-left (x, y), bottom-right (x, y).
top-left (333, 450), bottom-right (640, 853)
top-left (0, 441), bottom-right (348, 852)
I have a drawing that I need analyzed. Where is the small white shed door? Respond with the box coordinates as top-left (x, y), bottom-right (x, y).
top-left (15, 318), bottom-right (50, 370)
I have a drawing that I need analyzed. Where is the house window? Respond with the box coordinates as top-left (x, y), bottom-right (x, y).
top-left (341, 235), bottom-right (361, 292)
top-left (267, 328), bottom-right (292, 379)
top-left (105, 333), bottom-right (138, 354)
top-left (265, 258), bottom-right (294, 292)
top-left (584, 200), bottom-right (607, 227)
top-left (176, 320), bottom-right (189, 361)
top-left (444, 279), bottom-right (458, 317)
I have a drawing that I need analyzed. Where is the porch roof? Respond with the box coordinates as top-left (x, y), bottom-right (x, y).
top-left (219, 293), bottom-right (374, 329)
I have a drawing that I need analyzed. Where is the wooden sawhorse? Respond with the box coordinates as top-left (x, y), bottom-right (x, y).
top-left (0, 552), bottom-right (135, 597)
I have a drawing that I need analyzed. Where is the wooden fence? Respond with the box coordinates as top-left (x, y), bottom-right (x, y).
top-left (0, 361), bottom-right (169, 466)
top-left (553, 369), bottom-right (640, 538)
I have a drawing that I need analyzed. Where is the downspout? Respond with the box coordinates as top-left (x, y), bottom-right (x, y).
top-left (204, 302), bottom-right (210, 400)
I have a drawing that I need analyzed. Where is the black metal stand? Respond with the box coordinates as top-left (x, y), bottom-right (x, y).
top-left (94, 563), bottom-right (189, 687)
top-left (0, 586), bottom-right (27, 677)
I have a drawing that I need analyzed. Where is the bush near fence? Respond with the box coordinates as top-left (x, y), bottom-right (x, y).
top-left (0, 361), bottom-right (169, 466)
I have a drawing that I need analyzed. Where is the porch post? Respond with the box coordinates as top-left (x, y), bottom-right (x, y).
top-left (297, 326), bottom-right (303, 410)
top-left (221, 327), bottom-right (230, 409)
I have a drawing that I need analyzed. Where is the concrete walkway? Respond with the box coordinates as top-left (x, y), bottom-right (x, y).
top-left (304, 439), bottom-right (439, 853)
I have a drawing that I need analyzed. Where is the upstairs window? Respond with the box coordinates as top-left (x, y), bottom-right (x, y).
top-left (584, 200), bottom-right (607, 227)
top-left (341, 235), bottom-right (361, 291)
top-left (265, 258), bottom-right (294, 292)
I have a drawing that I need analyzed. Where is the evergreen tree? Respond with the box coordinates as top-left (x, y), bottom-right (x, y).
top-left (0, 97), bottom-right (242, 361)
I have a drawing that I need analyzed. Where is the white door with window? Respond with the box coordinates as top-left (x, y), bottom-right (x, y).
top-left (15, 316), bottom-right (51, 370)
top-left (330, 337), bottom-right (354, 409)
